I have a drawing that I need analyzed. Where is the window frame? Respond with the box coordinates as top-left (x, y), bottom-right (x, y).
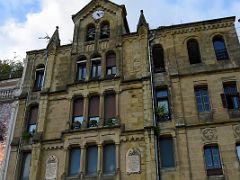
top-left (27, 105), bottom-right (38, 135)
top-left (91, 57), bottom-right (101, 79)
top-left (86, 145), bottom-right (98, 176)
top-left (76, 60), bottom-right (86, 81)
top-left (152, 44), bottom-right (165, 73)
top-left (212, 35), bottom-right (229, 61)
top-left (221, 83), bottom-right (240, 110)
top-left (88, 95), bottom-right (100, 127)
top-left (194, 87), bottom-right (211, 112)
top-left (236, 143), bottom-right (240, 162)
top-left (19, 152), bottom-right (31, 180)
top-left (187, 38), bottom-right (202, 64)
top-left (72, 98), bottom-right (84, 129)
top-left (100, 21), bottom-right (110, 39)
top-left (68, 147), bottom-right (81, 177)
top-left (106, 53), bottom-right (116, 77)
top-left (155, 88), bottom-right (171, 121)
top-left (86, 24), bottom-right (95, 41)
top-left (33, 66), bottom-right (45, 91)
top-left (203, 145), bottom-right (223, 176)
top-left (159, 136), bottom-right (175, 168)
top-left (103, 144), bottom-right (116, 175)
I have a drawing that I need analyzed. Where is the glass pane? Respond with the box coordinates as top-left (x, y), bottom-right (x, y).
top-left (69, 148), bottom-right (80, 176)
top-left (159, 138), bottom-right (174, 167)
top-left (112, 67), bottom-right (116, 75)
top-left (103, 144), bottom-right (116, 174)
top-left (21, 153), bottom-right (31, 180)
top-left (92, 65), bottom-right (96, 77)
top-left (157, 90), bottom-right (168, 98)
top-left (86, 146), bottom-right (98, 175)
top-left (73, 116), bottom-right (84, 124)
top-left (237, 145), bottom-right (240, 160)
top-left (28, 124), bottom-right (36, 134)
top-left (232, 96), bottom-right (240, 109)
top-left (204, 148), bottom-right (213, 168)
top-left (212, 147), bottom-right (221, 168)
top-left (97, 64), bottom-right (101, 77)
top-left (158, 100), bottom-right (169, 114)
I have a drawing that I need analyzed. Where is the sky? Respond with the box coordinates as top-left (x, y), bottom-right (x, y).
top-left (0, 0), bottom-right (240, 61)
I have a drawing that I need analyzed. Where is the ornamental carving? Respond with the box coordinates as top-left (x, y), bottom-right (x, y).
top-left (233, 125), bottom-right (240, 137)
top-left (126, 148), bottom-right (141, 174)
top-left (201, 128), bottom-right (217, 142)
top-left (45, 155), bottom-right (58, 180)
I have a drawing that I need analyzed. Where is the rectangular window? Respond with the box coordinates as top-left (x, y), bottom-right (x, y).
top-left (28, 106), bottom-right (38, 134)
top-left (106, 54), bottom-right (116, 77)
top-left (69, 148), bottom-right (80, 176)
top-left (204, 146), bottom-right (223, 176)
top-left (88, 96), bottom-right (99, 127)
top-left (72, 98), bottom-right (84, 129)
top-left (34, 68), bottom-right (44, 91)
top-left (236, 144), bottom-right (240, 161)
top-left (103, 144), bottom-right (116, 175)
top-left (104, 94), bottom-right (116, 126)
top-left (20, 153), bottom-right (31, 180)
top-left (86, 146), bottom-right (98, 176)
top-left (221, 83), bottom-right (240, 109)
top-left (76, 63), bottom-right (86, 81)
top-left (195, 88), bottom-right (211, 112)
top-left (91, 61), bottom-right (101, 79)
top-left (156, 89), bottom-right (170, 121)
top-left (159, 137), bottom-right (175, 168)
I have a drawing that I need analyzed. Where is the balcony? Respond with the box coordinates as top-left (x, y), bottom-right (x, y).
top-left (0, 88), bottom-right (18, 101)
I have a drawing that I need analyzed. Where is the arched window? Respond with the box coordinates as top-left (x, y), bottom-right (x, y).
top-left (72, 97), bottom-right (84, 129)
top-left (86, 24), bottom-right (95, 41)
top-left (33, 64), bottom-right (45, 91)
top-left (76, 56), bottom-right (86, 81)
top-left (106, 52), bottom-right (116, 77)
top-left (91, 55), bottom-right (101, 79)
top-left (104, 93), bottom-right (116, 126)
top-left (88, 95), bottom-right (100, 127)
top-left (100, 21), bottom-right (110, 39)
top-left (152, 44), bottom-right (165, 72)
top-left (213, 35), bottom-right (229, 60)
top-left (187, 39), bottom-right (201, 64)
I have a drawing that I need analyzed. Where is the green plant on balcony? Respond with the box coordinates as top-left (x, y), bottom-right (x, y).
top-left (106, 117), bottom-right (116, 127)
top-left (22, 131), bottom-right (32, 141)
top-left (155, 105), bottom-right (167, 121)
top-left (89, 119), bottom-right (98, 127)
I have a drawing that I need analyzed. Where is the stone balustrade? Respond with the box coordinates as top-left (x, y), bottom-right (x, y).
top-left (0, 88), bottom-right (18, 100)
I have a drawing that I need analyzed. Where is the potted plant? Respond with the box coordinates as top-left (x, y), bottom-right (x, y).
top-left (155, 105), bottom-right (167, 121)
top-left (89, 119), bottom-right (98, 127)
top-left (72, 121), bottom-right (81, 129)
top-left (106, 117), bottom-right (116, 127)
top-left (22, 131), bottom-right (32, 142)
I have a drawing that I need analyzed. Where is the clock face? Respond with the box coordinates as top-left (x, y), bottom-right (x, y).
top-left (92, 10), bottom-right (104, 20)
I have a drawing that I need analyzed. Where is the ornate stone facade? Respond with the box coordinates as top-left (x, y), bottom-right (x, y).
top-left (5, 0), bottom-right (240, 180)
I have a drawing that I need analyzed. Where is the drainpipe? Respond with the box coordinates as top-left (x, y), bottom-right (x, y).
top-left (147, 31), bottom-right (160, 180)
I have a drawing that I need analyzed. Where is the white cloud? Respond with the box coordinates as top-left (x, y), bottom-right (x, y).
top-left (0, 0), bottom-right (239, 60)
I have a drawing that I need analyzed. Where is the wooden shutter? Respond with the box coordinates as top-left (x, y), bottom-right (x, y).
top-left (220, 93), bottom-right (227, 108)
top-left (29, 106), bottom-right (38, 124)
top-left (89, 96), bottom-right (99, 117)
top-left (106, 54), bottom-right (116, 67)
top-left (73, 98), bottom-right (83, 116)
top-left (104, 94), bottom-right (116, 120)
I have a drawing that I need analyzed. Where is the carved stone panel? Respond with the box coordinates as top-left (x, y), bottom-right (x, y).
top-left (45, 155), bottom-right (58, 180)
top-left (201, 128), bottom-right (217, 142)
top-left (126, 148), bottom-right (141, 174)
top-left (233, 125), bottom-right (240, 138)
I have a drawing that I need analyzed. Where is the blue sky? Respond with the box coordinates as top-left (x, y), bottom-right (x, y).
top-left (0, 0), bottom-right (239, 60)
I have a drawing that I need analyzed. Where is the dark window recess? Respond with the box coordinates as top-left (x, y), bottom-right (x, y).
top-left (91, 60), bottom-right (101, 79)
top-left (72, 98), bottom-right (84, 129)
top-left (27, 106), bottom-right (38, 134)
top-left (213, 36), bottom-right (229, 60)
top-left (104, 94), bottom-right (116, 125)
top-left (204, 146), bottom-right (223, 176)
top-left (88, 96), bottom-right (100, 127)
top-left (187, 39), bottom-right (201, 64)
top-left (20, 153), bottom-right (31, 180)
top-left (100, 22), bottom-right (110, 39)
top-left (69, 148), bottom-right (80, 176)
top-left (106, 53), bottom-right (116, 77)
top-left (86, 25), bottom-right (95, 41)
top-left (152, 45), bottom-right (165, 72)
top-left (103, 144), bottom-right (116, 175)
top-left (159, 137), bottom-right (175, 168)
top-left (86, 146), bottom-right (98, 176)
top-left (195, 88), bottom-right (211, 112)
top-left (33, 68), bottom-right (44, 91)
top-left (156, 89), bottom-right (171, 121)
top-left (221, 84), bottom-right (240, 109)
top-left (76, 63), bottom-right (86, 81)
top-left (236, 144), bottom-right (240, 161)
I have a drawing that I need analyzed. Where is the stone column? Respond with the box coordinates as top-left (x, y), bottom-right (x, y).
top-left (29, 143), bottom-right (41, 180)
top-left (116, 143), bottom-right (120, 180)
top-left (97, 144), bottom-right (103, 178)
top-left (83, 96), bottom-right (88, 128)
top-left (99, 94), bottom-right (104, 127)
top-left (116, 92), bottom-right (119, 124)
top-left (80, 145), bottom-right (86, 179)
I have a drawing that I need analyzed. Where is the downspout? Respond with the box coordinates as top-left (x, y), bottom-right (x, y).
top-left (147, 31), bottom-right (160, 180)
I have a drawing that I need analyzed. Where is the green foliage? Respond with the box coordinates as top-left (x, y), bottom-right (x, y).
top-left (0, 59), bottom-right (23, 80)
top-left (22, 131), bottom-right (32, 141)
top-left (155, 106), bottom-right (165, 118)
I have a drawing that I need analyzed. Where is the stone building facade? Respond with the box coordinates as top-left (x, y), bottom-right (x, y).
top-left (0, 77), bottom-right (23, 180)
top-left (5, 0), bottom-right (240, 180)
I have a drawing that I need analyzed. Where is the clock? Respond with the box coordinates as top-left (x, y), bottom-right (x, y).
top-left (92, 10), bottom-right (104, 20)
